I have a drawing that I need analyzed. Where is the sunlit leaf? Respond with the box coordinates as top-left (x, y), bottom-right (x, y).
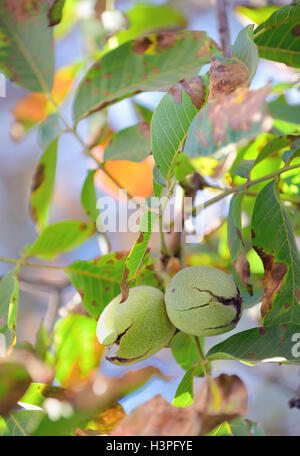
top-left (173, 368), bottom-right (195, 408)
top-left (107, 2), bottom-right (187, 49)
top-left (236, 5), bottom-right (279, 25)
top-left (28, 220), bottom-right (96, 260)
top-left (53, 314), bottom-right (103, 388)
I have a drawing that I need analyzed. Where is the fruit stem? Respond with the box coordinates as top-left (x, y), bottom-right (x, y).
top-left (194, 336), bottom-right (208, 377)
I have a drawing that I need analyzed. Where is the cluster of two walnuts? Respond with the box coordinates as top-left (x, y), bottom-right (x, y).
top-left (97, 266), bottom-right (243, 365)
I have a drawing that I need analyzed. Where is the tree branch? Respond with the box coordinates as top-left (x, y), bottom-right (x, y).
top-left (216, 0), bottom-right (231, 57)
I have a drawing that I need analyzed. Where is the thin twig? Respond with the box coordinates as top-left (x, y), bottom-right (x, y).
top-left (216, 0), bottom-right (231, 57)
top-left (194, 336), bottom-right (208, 377)
top-left (192, 163), bottom-right (300, 216)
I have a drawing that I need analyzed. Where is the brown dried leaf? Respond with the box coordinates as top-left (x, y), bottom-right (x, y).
top-left (235, 251), bottom-right (253, 295)
top-left (85, 403), bottom-right (126, 434)
top-left (196, 86), bottom-right (270, 149)
top-left (169, 76), bottom-right (206, 109)
top-left (68, 367), bottom-right (166, 413)
top-left (209, 57), bottom-right (249, 100)
top-left (195, 374), bottom-right (248, 435)
top-left (111, 395), bottom-right (200, 436)
top-left (110, 374), bottom-right (248, 436)
top-left (253, 247), bottom-right (288, 318)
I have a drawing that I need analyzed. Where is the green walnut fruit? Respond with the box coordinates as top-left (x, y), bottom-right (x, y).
top-left (165, 266), bottom-right (242, 337)
top-left (97, 286), bottom-right (175, 365)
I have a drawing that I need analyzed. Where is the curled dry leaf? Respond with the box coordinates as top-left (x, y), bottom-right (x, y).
top-left (110, 374), bottom-right (248, 436)
top-left (195, 86), bottom-right (271, 150)
top-left (235, 251), bottom-right (253, 295)
top-left (209, 57), bottom-right (249, 100)
top-left (195, 373), bottom-right (248, 436)
top-left (169, 76), bottom-right (206, 110)
top-left (253, 247), bottom-right (288, 318)
top-left (67, 367), bottom-right (167, 413)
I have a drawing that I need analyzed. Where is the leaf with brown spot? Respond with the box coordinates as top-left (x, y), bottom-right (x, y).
top-left (0, 0), bottom-right (54, 92)
top-left (253, 1), bottom-right (300, 68)
top-left (120, 211), bottom-right (158, 302)
top-left (65, 251), bottom-right (160, 318)
top-left (251, 180), bottom-right (300, 325)
top-left (74, 30), bottom-right (219, 121)
top-left (28, 220), bottom-right (96, 260)
top-left (208, 323), bottom-right (300, 364)
top-left (152, 76), bottom-right (207, 182)
top-left (209, 58), bottom-right (249, 100)
top-left (185, 85), bottom-right (270, 157)
top-left (30, 139), bottom-right (58, 232)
